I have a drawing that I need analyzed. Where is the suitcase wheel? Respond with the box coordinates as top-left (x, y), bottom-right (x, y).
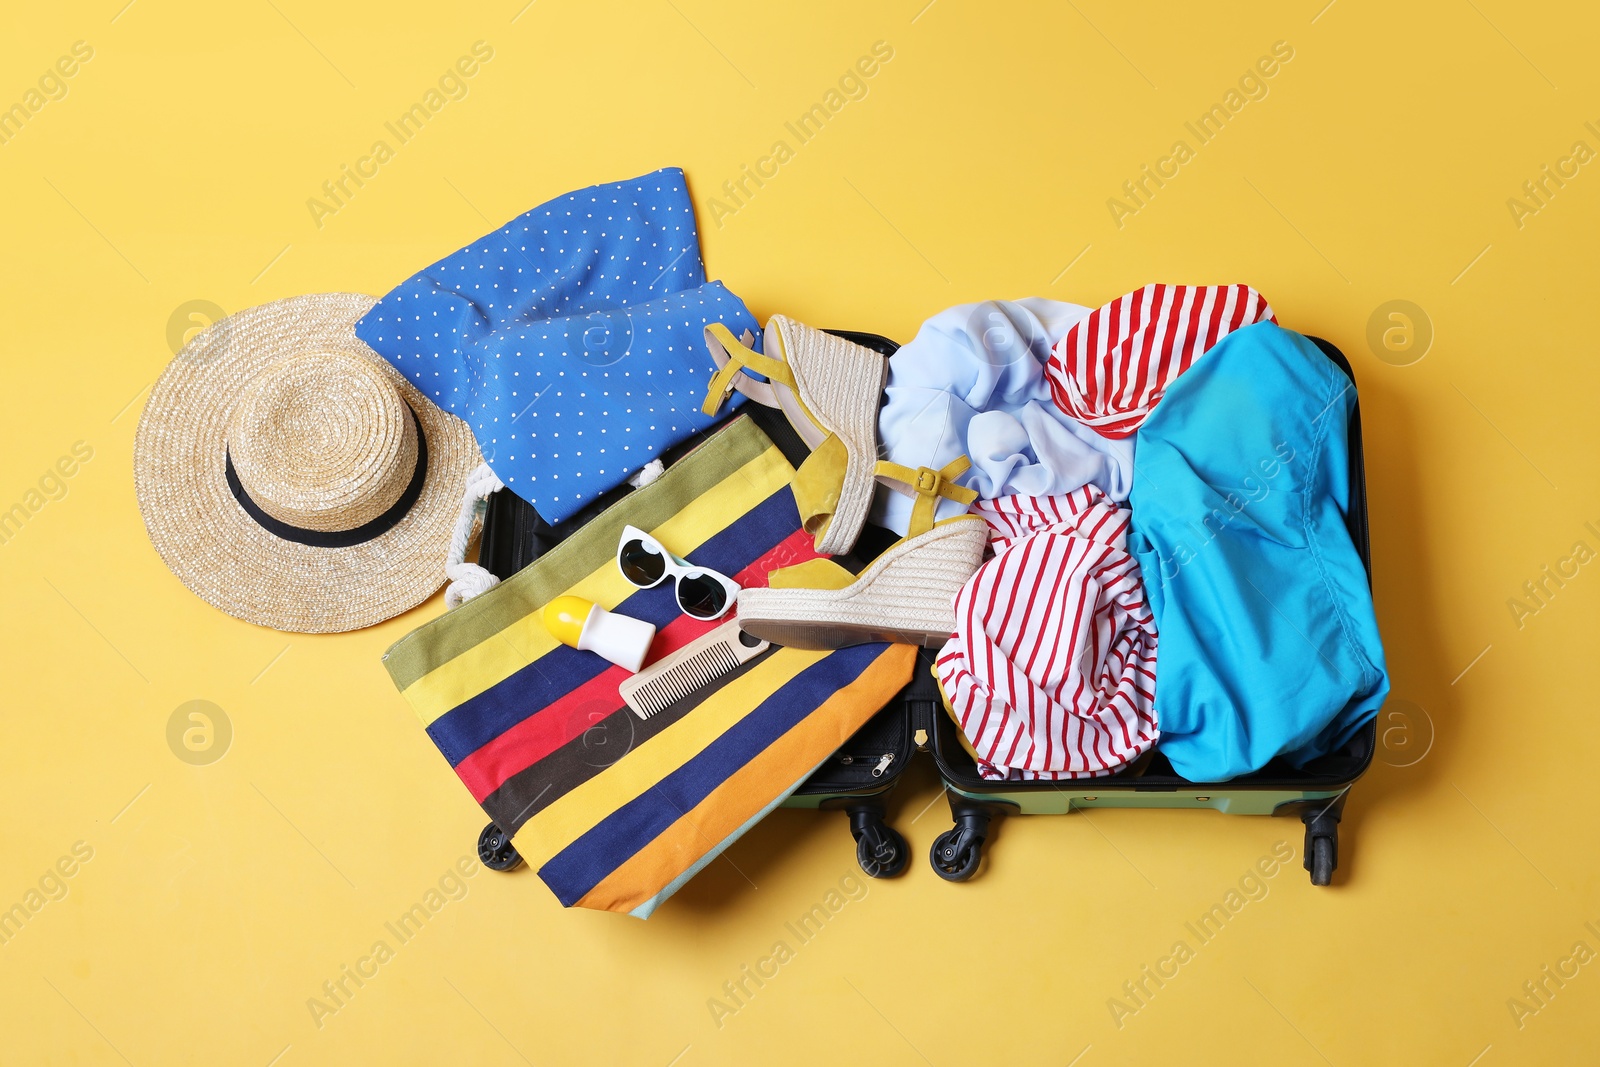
top-left (1307, 835), bottom-right (1336, 886)
top-left (853, 819), bottom-right (910, 879)
top-left (1301, 805), bottom-right (1341, 887)
top-left (930, 810), bottom-right (990, 882)
top-left (478, 821), bottom-right (524, 873)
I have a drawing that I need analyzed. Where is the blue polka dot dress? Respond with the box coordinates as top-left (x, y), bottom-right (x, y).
top-left (355, 167), bottom-right (758, 523)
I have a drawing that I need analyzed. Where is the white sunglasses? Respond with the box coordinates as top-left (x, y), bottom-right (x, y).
top-left (616, 525), bottom-right (741, 620)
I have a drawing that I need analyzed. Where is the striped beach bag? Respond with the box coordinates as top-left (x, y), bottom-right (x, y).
top-left (382, 416), bottom-right (915, 917)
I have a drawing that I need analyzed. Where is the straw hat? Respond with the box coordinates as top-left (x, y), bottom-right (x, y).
top-left (134, 293), bottom-right (482, 633)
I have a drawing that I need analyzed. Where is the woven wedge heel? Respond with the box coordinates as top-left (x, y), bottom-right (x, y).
top-left (737, 457), bottom-right (986, 651)
top-left (737, 515), bottom-right (989, 650)
top-left (703, 317), bottom-right (887, 555)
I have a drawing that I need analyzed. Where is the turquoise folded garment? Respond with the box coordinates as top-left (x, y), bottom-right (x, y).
top-left (1128, 322), bottom-right (1388, 782)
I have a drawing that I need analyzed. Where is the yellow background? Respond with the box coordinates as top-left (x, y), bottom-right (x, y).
top-left (2, 0), bottom-right (1596, 1062)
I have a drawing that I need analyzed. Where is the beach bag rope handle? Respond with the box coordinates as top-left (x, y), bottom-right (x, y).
top-left (444, 460), bottom-right (669, 609)
top-left (444, 463), bottom-right (505, 609)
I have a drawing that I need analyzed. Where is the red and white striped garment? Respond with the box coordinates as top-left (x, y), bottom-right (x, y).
top-left (935, 487), bottom-right (1158, 780)
top-left (1045, 283), bottom-right (1274, 438)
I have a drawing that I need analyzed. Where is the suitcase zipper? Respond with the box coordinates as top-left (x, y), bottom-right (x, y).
top-left (838, 752), bottom-right (897, 777)
top-left (911, 699), bottom-right (936, 752)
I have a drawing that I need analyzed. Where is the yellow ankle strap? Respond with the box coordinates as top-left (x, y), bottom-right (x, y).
top-left (875, 456), bottom-right (978, 536)
top-left (702, 323), bottom-right (794, 416)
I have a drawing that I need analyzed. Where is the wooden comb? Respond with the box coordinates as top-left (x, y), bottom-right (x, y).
top-left (618, 621), bottom-right (771, 720)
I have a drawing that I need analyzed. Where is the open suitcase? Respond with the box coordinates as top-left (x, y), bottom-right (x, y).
top-left (472, 330), bottom-right (1374, 888)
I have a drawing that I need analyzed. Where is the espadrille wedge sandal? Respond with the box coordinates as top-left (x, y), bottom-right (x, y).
top-left (736, 456), bottom-right (987, 650)
top-left (703, 317), bottom-right (888, 556)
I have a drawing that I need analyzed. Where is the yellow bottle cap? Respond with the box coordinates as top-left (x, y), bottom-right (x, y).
top-left (542, 595), bottom-right (594, 649)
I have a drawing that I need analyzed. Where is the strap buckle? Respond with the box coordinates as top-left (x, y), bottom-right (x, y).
top-left (914, 467), bottom-right (942, 496)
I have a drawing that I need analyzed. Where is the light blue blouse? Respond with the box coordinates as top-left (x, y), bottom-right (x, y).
top-left (871, 298), bottom-right (1135, 535)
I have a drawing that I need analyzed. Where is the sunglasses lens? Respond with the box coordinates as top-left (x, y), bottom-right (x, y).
top-left (619, 539), bottom-right (667, 586)
top-left (677, 575), bottom-right (727, 619)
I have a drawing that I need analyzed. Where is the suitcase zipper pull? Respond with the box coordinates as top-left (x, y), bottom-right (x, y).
top-left (871, 753), bottom-right (895, 778)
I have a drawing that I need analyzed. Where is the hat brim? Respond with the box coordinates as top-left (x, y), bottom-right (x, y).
top-left (134, 293), bottom-right (482, 633)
